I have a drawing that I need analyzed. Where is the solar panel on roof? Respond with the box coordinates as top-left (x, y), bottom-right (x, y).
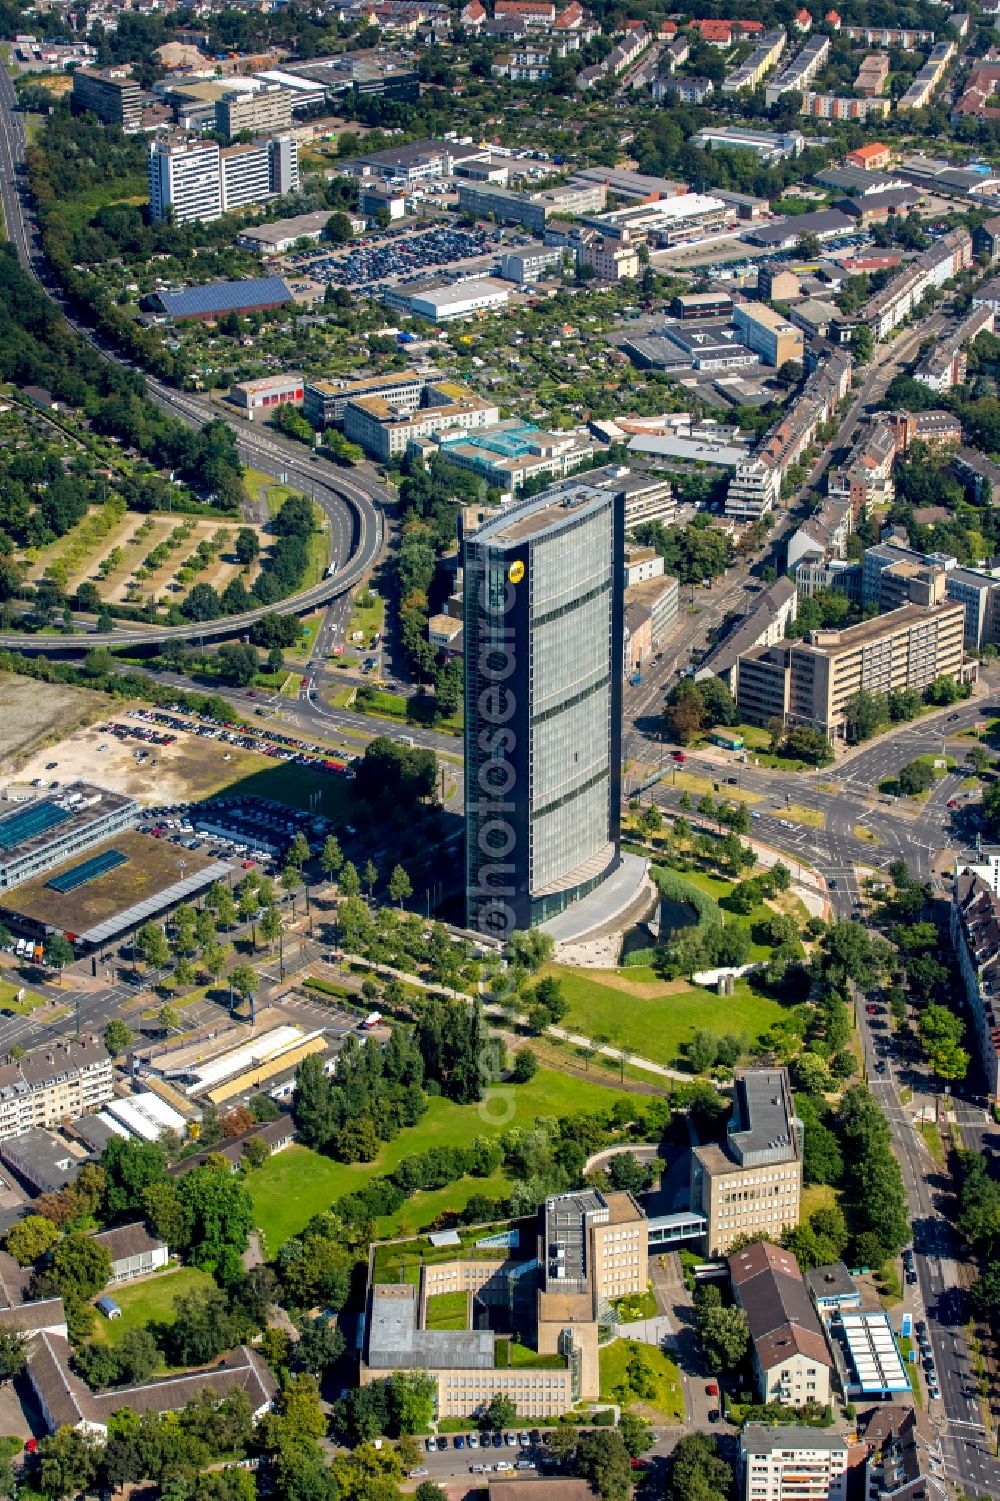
top-left (159, 277), bottom-right (293, 318)
top-left (0, 801), bottom-right (71, 850)
top-left (47, 849), bottom-right (128, 893)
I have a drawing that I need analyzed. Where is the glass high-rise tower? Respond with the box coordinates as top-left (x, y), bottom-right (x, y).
top-left (463, 482), bottom-right (624, 939)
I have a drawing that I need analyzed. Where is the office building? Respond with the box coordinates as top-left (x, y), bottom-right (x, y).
top-left (951, 870), bottom-right (1000, 1103)
top-left (237, 211), bottom-right (338, 254)
top-left (741, 1426), bottom-right (850, 1501)
top-left (382, 277), bottom-right (510, 322)
top-left (408, 420), bottom-right (601, 495)
top-left (737, 601), bottom-right (966, 738)
top-left (71, 67), bottom-right (142, 131)
top-left (733, 302), bottom-right (804, 367)
top-left (764, 34), bottom-right (830, 105)
top-left (345, 383), bottom-right (499, 461)
top-left (215, 83), bottom-right (292, 137)
top-left (497, 243), bottom-right (565, 284)
top-left (361, 1189), bottom-right (646, 1417)
top-left (344, 136), bottom-right (489, 184)
top-left (0, 785), bottom-right (138, 893)
top-left (691, 125), bottom-right (804, 161)
top-left (463, 482), bottom-right (623, 937)
top-left (0, 1037), bottom-right (113, 1143)
top-left (690, 1070), bottom-right (803, 1256)
top-left (564, 463), bottom-right (675, 530)
top-left (303, 371), bottom-right (432, 428)
top-left (729, 1243), bottom-right (834, 1406)
top-left (456, 181), bottom-right (606, 232)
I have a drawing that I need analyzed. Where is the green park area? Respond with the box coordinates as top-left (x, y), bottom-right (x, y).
top-left (545, 963), bottom-right (789, 1069)
top-left (425, 1292), bottom-right (469, 1330)
top-left (90, 1267), bottom-right (215, 1360)
top-left (248, 1067), bottom-right (639, 1248)
top-left (599, 1338), bottom-right (684, 1422)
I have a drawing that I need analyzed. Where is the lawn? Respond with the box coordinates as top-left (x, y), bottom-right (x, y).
top-left (248, 1068), bottom-right (638, 1248)
top-left (612, 1284), bottom-right (658, 1322)
top-left (90, 1266), bottom-right (215, 1358)
top-left (544, 964), bottom-right (790, 1068)
top-left (599, 1338), bottom-right (684, 1421)
top-left (0, 979), bottom-right (46, 1015)
top-left (425, 1291), bottom-right (469, 1330)
top-left (784, 803), bottom-right (825, 829)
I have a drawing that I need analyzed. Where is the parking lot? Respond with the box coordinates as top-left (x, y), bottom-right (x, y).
top-left (283, 225), bottom-right (501, 289)
top-left (139, 791), bottom-right (338, 864)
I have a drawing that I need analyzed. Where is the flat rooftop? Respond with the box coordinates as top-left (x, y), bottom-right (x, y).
top-left (470, 481), bottom-right (609, 547)
top-left (804, 599), bottom-right (963, 654)
top-left (729, 1068), bottom-right (798, 1164)
top-left (0, 783), bottom-right (136, 866)
top-left (367, 1284), bottom-right (494, 1370)
top-left (0, 830), bottom-right (231, 946)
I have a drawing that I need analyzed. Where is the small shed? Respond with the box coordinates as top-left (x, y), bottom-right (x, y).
top-left (96, 1297), bottom-right (121, 1321)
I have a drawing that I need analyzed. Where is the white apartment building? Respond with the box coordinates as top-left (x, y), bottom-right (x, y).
top-left (149, 136), bottom-right (298, 224)
top-left (0, 1038), bottom-right (113, 1142)
top-left (742, 1427), bottom-right (850, 1501)
top-left (149, 138), bottom-right (222, 225)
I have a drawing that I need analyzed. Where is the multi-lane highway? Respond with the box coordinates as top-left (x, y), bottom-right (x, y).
top-left (0, 69), bottom-right (388, 651)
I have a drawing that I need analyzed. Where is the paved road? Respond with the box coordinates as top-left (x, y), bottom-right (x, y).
top-left (857, 998), bottom-right (1000, 1498)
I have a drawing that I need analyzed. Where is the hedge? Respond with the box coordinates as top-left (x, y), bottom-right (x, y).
top-left (651, 866), bottom-right (723, 934)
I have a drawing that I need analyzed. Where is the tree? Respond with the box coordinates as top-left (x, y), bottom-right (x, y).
top-left (0, 1330), bottom-right (26, 1383)
top-left (320, 835), bottom-right (343, 880)
top-left (135, 921), bottom-right (169, 971)
top-left (200, 941), bottom-right (227, 981)
top-left (618, 1412), bottom-right (653, 1459)
top-left (363, 859), bottom-right (378, 899)
top-left (339, 861), bottom-right (361, 898)
top-left (176, 1163), bottom-right (254, 1275)
top-left (5, 1214), bottom-right (58, 1266)
top-left (43, 933), bottom-right (74, 977)
top-left (669, 1433), bottom-right (732, 1501)
top-left (229, 963), bottom-right (258, 1009)
top-left (36, 1428), bottom-right (100, 1500)
top-left (260, 905), bottom-right (283, 953)
top-left (850, 324), bottom-right (875, 364)
top-left (918, 1004), bottom-right (969, 1082)
top-left (480, 1392), bottom-right (517, 1430)
top-left (295, 1318), bottom-right (345, 1376)
top-left (698, 1302), bottom-right (750, 1372)
top-left (387, 864), bottom-right (412, 908)
top-left (287, 831), bottom-right (311, 869)
top-left (50, 1233), bottom-right (112, 1302)
top-left (511, 1047), bottom-right (538, 1083)
top-left (576, 1429), bottom-right (633, 1501)
top-left (387, 1370), bottom-right (436, 1435)
top-left (103, 1019), bottom-right (133, 1057)
top-left (235, 527), bottom-right (260, 565)
top-left (844, 689), bottom-right (887, 743)
top-left (159, 1003), bottom-right (181, 1034)
top-left (897, 759), bottom-right (935, 796)
top-left (102, 1137), bottom-right (167, 1219)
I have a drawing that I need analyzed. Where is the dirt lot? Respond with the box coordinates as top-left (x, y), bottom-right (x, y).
top-left (0, 674), bottom-right (105, 774)
top-left (14, 710), bottom-right (353, 818)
